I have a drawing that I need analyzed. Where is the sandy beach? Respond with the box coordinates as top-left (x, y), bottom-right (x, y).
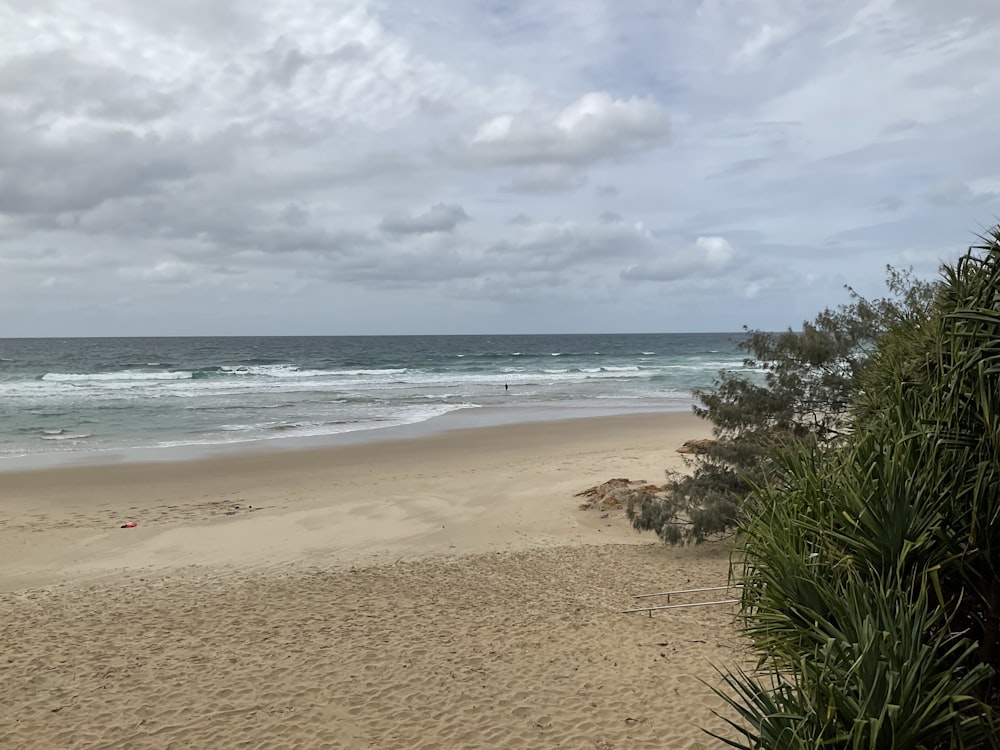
top-left (0, 411), bottom-right (744, 748)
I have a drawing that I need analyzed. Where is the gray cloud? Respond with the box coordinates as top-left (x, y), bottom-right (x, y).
top-left (0, 0), bottom-right (998, 335)
top-left (0, 126), bottom-right (210, 215)
top-left (280, 203), bottom-right (310, 228)
top-left (0, 49), bottom-right (179, 123)
top-left (323, 241), bottom-right (486, 286)
top-left (876, 196), bottom-right (904, 212)
top-left (883, 119), bottom-right (920, 135)
top-left (710, 157), bottom-right (772, 179)
top-left (482, 219), bottom-right (657, 274)
top-left (254, 38), bottom-right (371, 90)
top-left (379, 204), bottom-right (471, 235)
top-left (502, 165), bottom-right (587, 194)
top-left (926, 181), bottom-right (999, 207)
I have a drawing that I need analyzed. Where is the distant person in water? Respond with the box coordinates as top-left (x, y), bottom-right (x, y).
top-left (505, 383), bottom-right (508, 392)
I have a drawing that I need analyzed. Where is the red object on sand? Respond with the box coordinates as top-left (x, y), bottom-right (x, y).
top-left (121, 521), bottom-right (138, 528)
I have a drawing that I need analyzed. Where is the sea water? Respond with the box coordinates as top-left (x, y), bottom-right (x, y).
top-left (0, 333), bottom-right (748, 462)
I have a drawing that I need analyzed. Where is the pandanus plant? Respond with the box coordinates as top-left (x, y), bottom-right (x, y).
top-left (713, 228), bottom-right (1000, 749)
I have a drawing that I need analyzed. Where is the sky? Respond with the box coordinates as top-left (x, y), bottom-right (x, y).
top-left (1, 0), bottom-right (999, 336)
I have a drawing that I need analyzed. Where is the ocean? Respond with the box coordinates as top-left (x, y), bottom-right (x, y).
top-left (0, 333), bottom-right (747, 464)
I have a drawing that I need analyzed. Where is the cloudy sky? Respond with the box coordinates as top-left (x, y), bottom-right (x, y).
top-left (1, 0), bottom-right (998, 336)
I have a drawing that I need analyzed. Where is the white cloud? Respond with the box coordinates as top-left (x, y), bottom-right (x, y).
top-left (119, 260), bottom-right (198, 284)
top-left (826, 0), bottom-right (896, 47)
top-left (621, 236), bottom-right (740, 282)
top-left (695, 236), bottom-right (736, 269)
top-left (734, 23), bottom-right (791, 63)
top-left (460, 92), bottom-right (670, 167)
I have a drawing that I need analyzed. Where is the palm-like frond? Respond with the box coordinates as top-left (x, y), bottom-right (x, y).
top-left (719, 228), bottom-right (1000, 748)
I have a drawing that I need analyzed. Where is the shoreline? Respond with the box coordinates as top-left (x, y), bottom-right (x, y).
top-left (0, 410), bottom-right (711, 590)
top-left (0, 408), bottom-right (738, 748)
top-left (0, 400), bottom-right (696, 473)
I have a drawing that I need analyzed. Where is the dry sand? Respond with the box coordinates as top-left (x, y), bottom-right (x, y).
top-left (0, 411), bottom-right (746, 749)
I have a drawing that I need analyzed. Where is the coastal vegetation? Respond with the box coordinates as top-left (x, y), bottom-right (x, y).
top-left (626, 267), bottom-right (937, 544)
top-left (665, 227), bottom-right (1000, 747)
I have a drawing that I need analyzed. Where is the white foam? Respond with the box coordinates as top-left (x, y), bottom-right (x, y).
top-left (217, 364), bottom-right (360, 378)
top-left (151, 403), bottom-right (480, 449)
top-left (42, 370), bottom-right (193, 382)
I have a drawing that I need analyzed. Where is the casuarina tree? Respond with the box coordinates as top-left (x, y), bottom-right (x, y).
top-left (627, 267), bottom-right (938, 544)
